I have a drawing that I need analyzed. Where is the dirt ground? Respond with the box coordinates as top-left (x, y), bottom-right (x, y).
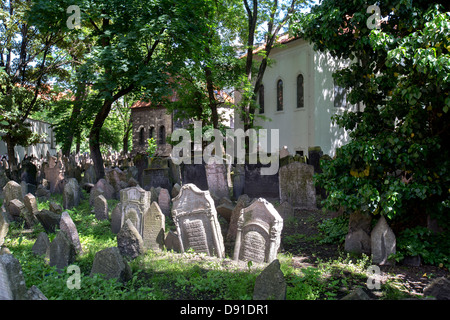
top-left (280, 208), bottom-right (449, 299)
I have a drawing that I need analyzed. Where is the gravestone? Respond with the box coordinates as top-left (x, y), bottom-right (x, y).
top-left (3, 180), bottom-right (23, 206)
top-left (90, 247), bottom-right (132, 283)
top-left (243, 163), bottom-right (279, 199)
top-left (274, 201), bottom-right (294, 220)
top-left (180, 163), bottom-right (209, 191)
top-left (233, 198), bottom-right (283, 264)
top-left (110, 203), bottom-right (123, 234)
top-left (279, 162), bottom-right (316, 209)
top-left (36, 210), bottom-right (61, 233)
top-left (23, 194), bottom-right (39, 216)
top-left (344, 211), bottom-right (372, 255)
top-left (60, 211), bottom-right (83, 255)
top-left (253, 259), bottom-right (286, 300)
top-left (118, 186), bottom-right (152, 236)
top-left (232, 164), bottom-right (245, 199)
top-left (49, 231), bottom-right (76, 273)
top-left (164, 230), bottom-right (181, 252)
top-left (0, 254), bottom-right (29, 300)
top-left (49, 201), bottom-right (63, 214)
top-left (226, 194), bottom-right (252, 245)
top-left (94, 195), bottom-right (108, 221)
top-left (31, 232), bottom-right (50, 259)
top-left (205, 163), bottom-right (229, 201)
top-left (44, 161), bottom-right (65, 194)
top-left (63, 178), bottom-right (80, 210)
top-left (142, 202), bottom-right (165, 251)
top-left (0, 211), bottom-right (9, 247)
top-left (371, 216), bottom-right (396, 265)
top-left (117, 219), bottom-right (145, 260)
top-left (157, 188), bottom-right (171, 216)
top-left (142, 168), bottom-right (171, 192)
top-left (171, 184), bottom-right (225, 258)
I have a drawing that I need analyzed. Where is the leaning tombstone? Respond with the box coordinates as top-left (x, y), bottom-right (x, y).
top-left (157, 188), bottom-right (171, 216)
top-left (90, 247), bottom-right (132, 283)
top-left (36, 210), bottom-right (61, 233)
top-left (233, 198), bottom-right (283, 264)
top-left (23, 193), bottom-right (39, 216)
top-left (60, 211), bottom-right (83, 255)
top-left (31, 232), bottom-right (50, 259)
top-left (117, 219), bottom-right (145, 260)
top-left (49, 231), bottom-right (76, 273)
top-left (0, 254), bottom-right (29, 300)
top-left (142, 202), bottom-right (165, 251)
top-left (171, 184), bottom-right (225, 258)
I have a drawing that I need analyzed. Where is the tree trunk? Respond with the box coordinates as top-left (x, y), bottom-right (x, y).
top-left (5, 136), bottom-right (17, 169)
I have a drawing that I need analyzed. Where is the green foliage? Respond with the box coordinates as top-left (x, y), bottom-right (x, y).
top-left (391, 226), bottom-right (450, 268)
top-left (146, 138), bottom-right (157, 159)
top-left (297, 1), bottom-right (450, 227)
top-left (317, 216), bottom-right (349, 244)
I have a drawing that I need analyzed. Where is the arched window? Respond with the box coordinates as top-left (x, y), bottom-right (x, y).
top-left (276, 79), bottom-right (283, 111)
top-left (158, 125), bottom-right (166, 145)
top-left (297, 74), bottom-right (304, 109)
top-left (259, 85), bottom-right (265, 114)
top-left (149, 126), bottom-right (154, 139)
top-left (139, 127), bottom-right (145, 146)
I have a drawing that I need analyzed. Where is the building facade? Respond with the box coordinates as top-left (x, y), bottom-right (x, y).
top-left (234, 37), bottom-right (356, 158)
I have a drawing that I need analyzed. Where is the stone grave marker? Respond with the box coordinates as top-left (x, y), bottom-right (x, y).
top-left (171, 184), bottom-right (225, 258)
top-left (142, 202), bottom-right (165, 251)
top-left (205, 162), bottom-right (229, 201)
top-left (157, 188), bottom-right (171, 216)
top-left (233, 198), bottom-right (283, 264)
top-left (23, 193), bottom-right (39, 216)
top-left (3, 180), bottom-right (23, 206)
top-left (164, 230), bottom-right (181, 252)
top-left (117, 219), bottom-right (144, 260)
top-left (63, 178), bottom-right (80, 210)
top-left (0, 210), bottom-right (9, 247)
top-left (49, 231), bottom-right (76, 273)
top-left (278, 162), bottom-right (316, 209)
top-left (94, 195), bottom-right (108, 221)
top-left (0, 254), bottom-right (29, 300)
top-left (60, 211), bottom-right (83, 255)
top-left (117, 186), bottom-right (151, 235)
top-left (90, 247), bottom-right (132, 283)
top-left (110, 203), bottom-right (123, 234)
top-left (31, 232), bottom-right (50, 259)
top-left (371, 216), bottom-right (396, 265)
top-left (36, 209), bottom-right (61, 233)
top-left (253, 259), bottom-right (286, 300)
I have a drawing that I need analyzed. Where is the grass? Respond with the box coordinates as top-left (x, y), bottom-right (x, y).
top-left (2, 192), bottom-right (425, 300)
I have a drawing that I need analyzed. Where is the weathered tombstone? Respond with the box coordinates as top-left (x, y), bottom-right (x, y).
top-left (232, 164), bottom-right (245, 199)
top-left (0, 254), bottom-right (29, 300)
top-left (171, 183), bottom-right (181, 198)
top-left (216, 197), bottom-right (234, 222)
top-left (27, 285), bottom-right (47, 300)
top-left (278, 162), bottom-right (316, 209)
top-left (94, 195), bottom-right (109, 221)
top-left (110, 203), bottom-right (123, 234)
top-left (344, 211), bottom-right (372, 255)
top-left (274, 201), bottom-right (294, 220)
top-left (82, 164), bottom-right (96, 185)
top-left (31, 232), bottom-right (50, 259)
top-left (60, 211), bottom-right (82, 255)
top-left (205, 162), bottom-right (230, 201)
top-left (253, 259), bottom-right (286, 300)
top-left (49, 231), bottom-right (76, 273)
top-left (157, 188), bottom-right (171, 216)
top-left (63, 178), bottom-right (80, 210)
top-left (90, 247), bottom-right (132, 283)
top-left (226, 194), bottom-right (252, 245)
top-left (44, 164), bottom-right (65, 194)
top-left (0, 210), bottom-right (9, 247)
top-left (3, 180), bottom-right (23, 206)
top-left (49, 201), bottom-right (63, 214)
top-left (243, 163), bottom-right (279, 199)
top-left (142, 202), bottom-right (165, 251)
top-left (117, 219), bottom-right (145, 260)
top-left (164, 230), bottom-right (181, 252)
top-left (171, 184), bottom-right (225, 258)
top-left (23, 193), bottom-right (39, 216)
top-left (371, 216), bottom-right (396, 265)
top-left (36, 209), bottom-right (61, 233)
top-left (233, 198), bottom-right (283, 264)
top-left (118, 186), bottom-right (151, 235)
top-left (180, 163), bottom-right (209, 191)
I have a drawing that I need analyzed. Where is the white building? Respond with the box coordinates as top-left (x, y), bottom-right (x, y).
top-left (234, 36), bottom-right (357, 157)
top-left (0, 118), bottom-right (57, 162)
